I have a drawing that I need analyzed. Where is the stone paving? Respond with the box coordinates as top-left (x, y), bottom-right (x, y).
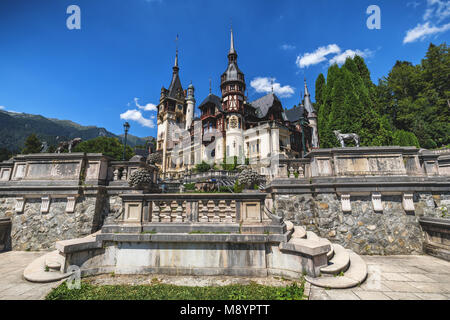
top-left (1, 251), bottom-right (449, 300)
top-left (0, 251), bottom-right (62, 300)
top-left (309, 255), bottom-right (450, 300)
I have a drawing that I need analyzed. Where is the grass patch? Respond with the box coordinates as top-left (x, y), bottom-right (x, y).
top-left (46, 280), bottom-right (305, 300)
top-left (141, 230), bottom-right (157, 234)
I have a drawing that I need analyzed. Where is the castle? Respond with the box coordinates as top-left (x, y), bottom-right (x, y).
top-left (155, 29), bottom-right (319, 178)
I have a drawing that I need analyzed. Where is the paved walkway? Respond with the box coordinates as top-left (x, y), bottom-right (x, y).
top-left (0, 251), bottom-right (62, 300)
top-left (1, 251), bottom-right (449, 300)
top-left (310, 255), bottom-right (450, 300)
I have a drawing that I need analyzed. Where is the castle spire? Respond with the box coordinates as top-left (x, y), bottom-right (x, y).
top-left (229, 26), bottom-right (235, 54)
top-left (173, 34), bottom-right (179, 72)
top-left (303, 79), bottom-right (315, 114)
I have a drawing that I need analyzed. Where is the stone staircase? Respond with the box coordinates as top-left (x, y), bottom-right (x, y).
top-left (288, 224), bottom-right (368, 289)
top-left (23, 250), bottom-right (71, 283)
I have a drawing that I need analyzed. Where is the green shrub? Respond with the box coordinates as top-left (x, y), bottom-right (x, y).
top-left (46, 280), bottom-right (305, 300)
top-left (184, 183), bottom-right (195, 191)
top-left (392, 130), bottom-right (420, 148)
top-left (233, 180), bottom-right (243, 193)
top-left (194, 161), bottom-right (211, 173)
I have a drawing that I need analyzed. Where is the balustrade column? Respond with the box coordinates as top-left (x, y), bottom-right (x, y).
top-left (152, 201), bottom-right (161, 222)
top-left (200, 200), bottom-right (209, 222)
top-left (212, 200), bottom-right (221, 223)
top-left (175, 200), bottom-right (184, 222)
top-left (162, 201), bottom-right (172, 222)
top-left (224, 200), bottom-right (233, 223)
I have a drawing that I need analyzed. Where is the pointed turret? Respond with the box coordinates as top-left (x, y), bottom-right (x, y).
top-left (221, 27), bottom-right (245, 87)
top-left (168, 48), bottom-right (183, 99)
top-left (229, 27), bottom-right (236, 54)
top-left (303, 79), bottom-right (315, 115)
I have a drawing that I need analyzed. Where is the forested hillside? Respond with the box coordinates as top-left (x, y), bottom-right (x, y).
top-left (0, 110), bottom-right (153, 154)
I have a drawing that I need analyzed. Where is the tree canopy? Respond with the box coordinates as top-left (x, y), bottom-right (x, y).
top-left (73, 136), bottom-right (134, 160)
top-left (315, 42), bottom-right (449, 149)
top-left (22, 133), bottom-right (42, 154)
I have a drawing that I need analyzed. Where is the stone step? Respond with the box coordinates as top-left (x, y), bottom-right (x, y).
top-left (306, 231), bottom-right (333, 259)
top-left (24, 250), bottom-right (72, 283)
top-left (291, 226), bottom-right (306, 239)
top-left (320, 244), bottom-right (350, 275)
top-left (305, 250), bottom-right (368, 289)
top-left (44, 250), bottom-right (63, 271)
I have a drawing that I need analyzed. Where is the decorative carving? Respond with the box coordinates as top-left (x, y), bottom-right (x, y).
top-left (15, 197), bottom-right (25, 213)
top-left (372, 193), bottom-right (383, 212)
top-left (41, 196), bottom-right (50, 213)
top-left (66, 196), bottom-right (76, 213)
top-left (341, 194), bottom-right (351, 212)
top-left (333, 130), bottom-right (360, 147)
top-left (402, 193), bottom-right (415, 212)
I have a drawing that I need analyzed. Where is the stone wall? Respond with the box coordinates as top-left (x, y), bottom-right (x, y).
top-left (0, 195), bottom-right (104, 251)
top-left (274, 192), bottom-right (450, 255)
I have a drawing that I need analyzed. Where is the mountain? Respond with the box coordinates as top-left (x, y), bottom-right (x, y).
top-left (0, 110), bottom-right (153, 152)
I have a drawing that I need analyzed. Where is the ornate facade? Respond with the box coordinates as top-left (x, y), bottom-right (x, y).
top-left (156, 29), bottom-right (319, 178)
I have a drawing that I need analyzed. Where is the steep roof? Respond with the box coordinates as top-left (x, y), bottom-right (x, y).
top-left (198, 94), bottom-right (222, 111)
top-left (167, 50), bottom-right (184, 99)
top-left (283, 105), bottom-right (306, 122)
top-left (250, 93), bottom-right (281, 118)
top-left (303, 80), bottom-right (315, 115)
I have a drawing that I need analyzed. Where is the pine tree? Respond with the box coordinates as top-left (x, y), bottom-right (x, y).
top-left (315, 73), bottom-right (326, 113)
top-left (22, 133), bottom-right (42, 154)
top-left (316, 56), bottom-right (393, 147)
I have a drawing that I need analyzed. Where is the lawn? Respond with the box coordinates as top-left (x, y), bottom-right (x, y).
top-left (46, 279), bottom-right (305, 300)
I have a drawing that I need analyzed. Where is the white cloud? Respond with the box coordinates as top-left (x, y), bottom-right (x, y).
top-left (403, 22), bottom-right (450, 43)
top-left (280, 44), bottom-right (296, 51)
top-left (329, 49), bottom-right (374, 65)
top-left (296, 44), bottom-right (341, 68)
top-left (424, 0), bottom-right (450, 22)
top-left (250, 77), bottom-right (295, 98)
top-left (120, 109), bottom-right (155, 128)
top-left (0, 106), bottom-right (5, 110)
top-left (134, 97), bottom-right (157, 111)
top-left (404, 0), bottom-right (450, 44)
top-left (407, 1), bottom-right (421, 9)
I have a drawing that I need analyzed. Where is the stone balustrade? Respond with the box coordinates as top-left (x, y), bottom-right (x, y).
top-left (272, 147), bottom-right (450, 180)
top-left (103, 192), bottom-right (281, 234)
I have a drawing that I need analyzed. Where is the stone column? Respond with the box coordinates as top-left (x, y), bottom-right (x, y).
top-left (152, 201), bottom-right (161, 222)
top-left (175, 200), bottom-right (184, 222)
top-left (200, 200), bottom-right (209, 222)
top-left (224, 200), bottom-right (233, 223)
top-left (212, 200), bottom-right (221, 223)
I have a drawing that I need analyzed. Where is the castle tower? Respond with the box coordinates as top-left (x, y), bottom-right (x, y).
top-left (157, 47), bottom-right (187, 175)
top-left (185, 83), bottom-right (195, 130)
top-left (304, 79), bottom-right (319, 148)
top-left (220, 27), bottom-right (246, 163)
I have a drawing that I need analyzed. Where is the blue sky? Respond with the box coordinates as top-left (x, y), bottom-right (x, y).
top-left (0, 0), bottom-right (449, 138)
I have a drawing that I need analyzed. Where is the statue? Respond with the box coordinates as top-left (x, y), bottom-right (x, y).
top-left (333, 130), bottom-right (360, 147)
top-left (56, 138), bottom-right (82, 153)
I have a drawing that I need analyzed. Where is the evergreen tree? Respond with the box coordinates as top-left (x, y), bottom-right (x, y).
top-left (392, 130), bottom-right (420, 148)
top-left (376, 43), bottom-right (449, 148)
top-left (317, 57), bottom-right (393, 147)
top-left (315, 73), bottom-right (326, 113)
top-left (22, 133), bottom-right (42, 154)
